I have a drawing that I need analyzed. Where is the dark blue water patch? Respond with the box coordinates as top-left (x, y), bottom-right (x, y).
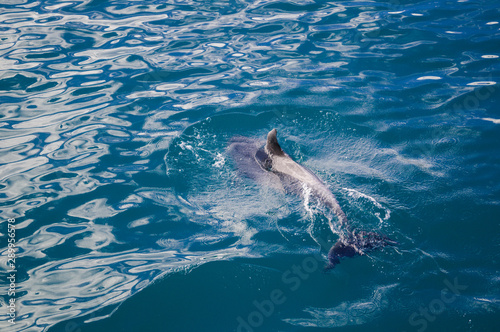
top-left (46, 225), bottom-right (88, 235)
top-left (48, 254), bottom-right (403, 332)
top-left (61, 31), bottom-right (96, 52)
top-left (26, 81), bottom-right (59, 93)
top-left (46, 260), bottom-right (270, 332)
top-left (0, 74), bottom-right (37, 91)
top-left (25, 52), bottom-right (61, 59)
top-left (72, 85), bottom-right (112, 97)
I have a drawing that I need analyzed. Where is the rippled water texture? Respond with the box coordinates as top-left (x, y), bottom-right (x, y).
top-left (0, 0), bottom-right (499, 331)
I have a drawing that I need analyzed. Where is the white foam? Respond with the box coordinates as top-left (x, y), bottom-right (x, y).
top-left (343, 188), bottom-right (391, 222)
top-left (301, 183), bottom-right (314, 218)
top-left (467, 81), bottom-right (496, 86)
top-left (481, 118), bottom-right (500, 124)
top-left (213, 152), bottom-right (225, 168)
top-left (417, 76), bottom-right (442, 81)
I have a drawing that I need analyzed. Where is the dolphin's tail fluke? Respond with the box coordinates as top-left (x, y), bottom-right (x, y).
top-left (325, 231), bottom-right (397, 270)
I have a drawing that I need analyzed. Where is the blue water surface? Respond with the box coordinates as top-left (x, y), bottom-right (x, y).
top-left (0, 0), bottom-right (499, 331)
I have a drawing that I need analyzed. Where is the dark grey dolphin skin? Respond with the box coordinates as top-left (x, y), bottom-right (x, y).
top-left (228, 129), bottom-right (395, 269)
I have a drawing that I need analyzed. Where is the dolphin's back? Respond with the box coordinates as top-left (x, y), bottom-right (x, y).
top-left (264, 132), bottom-right (349, 226)
top-left (230, 129), bottom-right (395, 269)
top-left (277, 157), bottom-right (347, 223)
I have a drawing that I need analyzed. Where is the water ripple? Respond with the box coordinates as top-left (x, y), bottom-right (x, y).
top-left (0, 0), bottom-right (499, 330)
top-left (11, 246), bottom-right (250, 331)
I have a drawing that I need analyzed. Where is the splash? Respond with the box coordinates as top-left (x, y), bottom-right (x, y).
top-left (343, 188), bottom-right (391, 223)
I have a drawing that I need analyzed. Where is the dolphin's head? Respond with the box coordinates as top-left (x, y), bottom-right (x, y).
top-left (325, 240), bottom-right (358, 270)
top-left (325, 231), bottom-right (397, 270)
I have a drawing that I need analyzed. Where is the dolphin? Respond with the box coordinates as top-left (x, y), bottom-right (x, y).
top-left (228, 129), bottom-right (395, 269)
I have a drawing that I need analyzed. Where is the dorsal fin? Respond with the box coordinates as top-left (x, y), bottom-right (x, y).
top-left (265, 128), bottom-right (285, 156)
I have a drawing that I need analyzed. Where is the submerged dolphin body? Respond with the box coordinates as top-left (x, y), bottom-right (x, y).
top-left (228, 129), bottom-right (394, 269)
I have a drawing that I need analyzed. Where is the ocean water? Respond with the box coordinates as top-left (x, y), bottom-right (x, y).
top-left (0, 0), bottom-right (499, 331)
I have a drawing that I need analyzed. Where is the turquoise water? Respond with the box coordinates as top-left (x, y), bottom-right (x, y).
top-left (1, 0), bottom-right (499, 331)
